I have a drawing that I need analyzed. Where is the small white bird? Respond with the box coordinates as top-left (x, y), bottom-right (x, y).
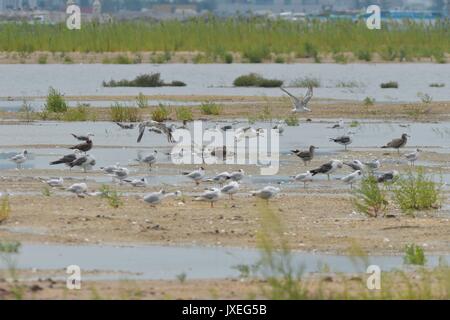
top-left (194, 188), bottom-right (221, 208)
top-left (364, 159), bottom-right (381, 171)
top-left (229, 169), bottom-right (245, 182)
top-left (101, 162), bottom-right (120, 174)
top-left (280, 86), bottom-right (313, 113)
top-left (251, 186), bottom-right (280, 201)
top-left (183, 167), bottom-right (205, 186)
top-left (67, 183), bottom-right (88, 197)
top-left (44, 177), bottom-right (64, 188)
top-left (292, 171), bottom-right (313, 188)
top-left (340, 170), bottom-right (362, 189)
top-left (234, 126), bottom-right (264, 142)
top-left (144, 190), bottom-right (181, 206)
top-left (220, 181), bottom-right (240, 200)
top-left (124, 177), bottom-right (147, 187)
top-left (136, 150), bottom-right (158, 170)
top-left (10, 150), bottom-right (28, 169)
top-left (111, 166), bottom-right (130, 183)
top-left (405, 149), bottom-right (421, 166)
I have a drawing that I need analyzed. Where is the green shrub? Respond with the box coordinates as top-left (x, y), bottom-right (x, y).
top-left (290, 76), bottom-right (320, 88)
top-left (0, 194), bottom-right (11, 224)
top-left (99, 185), bottom-right (123, 209)
top-left (363, 96), bottom-right (375, 106)
top-left (114, 54), bottom-right (132, 64)
top-left (136, 92), bottom-right (148, 109)
top-left (353, 176), bottom-right (388, 217)
top-left (243, 46), bottom-right (270, 63)
top-left (19, 99), bottom-right (35, 122)
top-left (200, 102), bottom-right (222, 115)
top-left (417, 92), bottom-right (433, 104)
top-left (233, 73), bottom-right (283, 87)
top-left (429, 83), bottom-right (445, 88)
top-left (175, 107), bottom-right (193, 121)
top-left (284, 116), bottom-right (299, 126)
top-left (44, 87), bottom-right (68, 113)
top-left (274, 55), bottom-right (285, 64)
top-left (63, 104), bottom-right (90, 121)
top-left (151, 104), bottom-right (170, 122)
top-left (356, 50), bottom-right (372, 61)
top-left (380, 81), bottom-right (399, 89)
top-left (110, 103), bottom-right (141, 122)
top-left (103, 73), bottom-right (185, 87)
top-left (393, 168), bottom-right (441, 214)
top-left (333, 53), bottom-right (347, 64)
top-left (336, 80), bottom-right (361, 88)
top-left (403, 244), bottom-right (426, 266)
top-left (38, 54), bottom-right (47, 64)
top-left (0, 241), bottom-right (20, 253)
top-left (224, 52), bottom-right (233, 64)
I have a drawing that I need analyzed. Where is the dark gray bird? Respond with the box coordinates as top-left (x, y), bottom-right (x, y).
top-left (50, 150), bottom-right (81, 167)
top-left (291, 145), bottom-right (317, 166)
top-left (70, 138), bottom-right (93, 153)
top-left (137, 121), bottom-right (176, 143)
top-left (69, 154), bottom-right (96, 172)
top-left (71, 133), bottom-right (94, 142)
top-left (116, 122), bottom-right (135, 130)
top-left (377, 170), bottom-right (399, 183)
top-left (330, 135), bottom-right (352, 150)
top-left (382, 133), bottom-right (410, 154)
top-left (311, 160), bottom-right (343, 180)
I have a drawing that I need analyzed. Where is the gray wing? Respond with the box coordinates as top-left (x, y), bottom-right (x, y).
top-left (302, 86), bottom-right (313, 104)
top-left (280, 87), bottom-right (301, 104)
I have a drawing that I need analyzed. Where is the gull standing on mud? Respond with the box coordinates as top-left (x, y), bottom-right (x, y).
top-left (344, 160), bottom-right (364, 172)
top-left (194, 188), bottom-right (221, 208)
top-left (382, 133), bottom-right (410, 154)
top-left (220, 181), bottom-right (240, 200)
top-left (405, 149), bottom-right (421, 166)
top-left (100, 162), bottom-right (120, 174)
top-left (111, 166), bottom-right (130, 183)
top-left (70, 135), bottom-right (93, 153)
top-left (280, 86), bottom-right (313, 112)
top-left (69, 154), bottom-right (96, 172)
top-left (364, 159), bottom-right (381, 171)
top-left (136, 150), bottom-right (158, 170)
top-left (50, 149), bottom-right (81, 169)
top-left (340, 170), bottom-right (362, 189)
top-left (229, 169), bottom-right (245, 182)
top-left (252, 186), bottom-right (280, 201)
top-left (330, 135), bottom-right (352, 151)
top-left (183, 167), bottom-right (205, 186)
top-left (210, 172), bottom-right (231, 185)
top-left (144, 190), bottom-right (181, 206)
top-left (291, 146), bottom-right (317, 166)
top-left (292, 171), bottom-right (313, 189)
top-left (67, 183), bottom-right (88, 198)
top-left (311, 160), bottom-right (343, 180)
top-left (9, 150), bottom-right (28, 169)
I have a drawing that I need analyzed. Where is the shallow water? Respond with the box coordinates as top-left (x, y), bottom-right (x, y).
top-left (1, 244), bottom-right (448, 281)
top-left (0, 64), bottom-right (449, 102)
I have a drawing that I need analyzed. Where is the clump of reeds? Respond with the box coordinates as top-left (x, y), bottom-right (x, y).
top-left (380, 81), bottom-right (399, 89)
top-left (151, 104), bottom-right (170, 122)
top-left (200, 102), bottom-right (222, 115)
top-left (109, 103), bottom-right (141, 122)
top-left (290, 76), bottom-right (321, 88)
top-left (44, 87), bottom-right (67, 113)
top-left (403, 244), bottom-right (427, 266)
top-left (175, 106), bottom-right (193, 121)
top-left (353, 175), bottom-right (388, 217)
top-left (233, 73), bottom-right (283, 87)
top-left (103, 73), bottom-right (186, 88)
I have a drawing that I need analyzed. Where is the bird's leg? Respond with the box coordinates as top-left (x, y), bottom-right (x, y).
top-left (327, 174), bottom-right (330, 181)
top-left (210, 202), bottom-right (214, 208)
top-left (303, 182), bottom-right (306, 189)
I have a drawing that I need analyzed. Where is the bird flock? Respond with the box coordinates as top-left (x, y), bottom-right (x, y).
top-left (6, 88), bottom-right (419, 210)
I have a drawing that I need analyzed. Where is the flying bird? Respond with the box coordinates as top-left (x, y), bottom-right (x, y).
top-left (115, 122), bottom-right (135, 130)
top-left (137, 121), bottom-right (176, 143)
top-left (280, 86), bottom-right (313, 112)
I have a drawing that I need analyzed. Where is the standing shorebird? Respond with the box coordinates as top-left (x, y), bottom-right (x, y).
top-left (183, 167), bottom-right (205, 186)
top-left (364, 159), bottom-right (381, 171)
top-left (229, 169), bottom-right (245, 182)
top-left (377, 170), bottom-right (400, 184)
top-left (67, 183), bottom-right (88, 198)
top-left (194, 188), bottom-right (221, 208)
top-left (344, 160), bottom-right (364, 172)
top-left (382, 133), bottom-right (410, 154)
top-left (144, 190), bottom-right (181, 206)
top-left (280, 86), bottom-right (313, 112)
top-left (292, 171), bottom-right (313, 189)
top-left (70, 136), bottom-right (93, 153)
top-left (330, 135), bottom-right (352, 151)
top-left (136, 150), bottom-right (158, 170)
top-left (291, 146), bottom-right (317, 166)
top-left (9, 150), bottom-right (28, 169)
top-left (220, 181), bottom-right (240, 200)
top-left (405, 149), bottom-right (421, 166)
top-left (311, 160), bottom-right (343, 180)
top-left (251, 186), bottom-right (280, 202)
top-left (340, 170), bottom-right (362, 189)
